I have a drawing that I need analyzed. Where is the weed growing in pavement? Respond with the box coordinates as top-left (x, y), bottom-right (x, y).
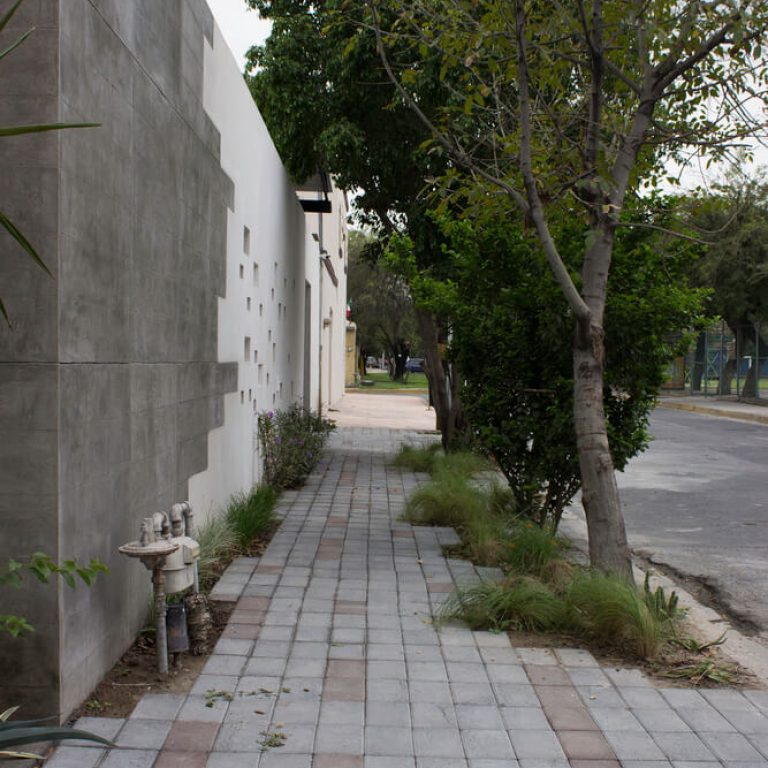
top-left (258, 729), bottom-right (287, 751)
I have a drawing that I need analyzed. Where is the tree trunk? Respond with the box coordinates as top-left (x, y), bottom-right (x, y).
top-left (416, 308), bottom-right (450, 439)
top-left (573, 319), bottom-right (633, 579)
top-left (739, 325), bottom-right (767, 399)
top-left (691, 331), bottom-right (705, 393)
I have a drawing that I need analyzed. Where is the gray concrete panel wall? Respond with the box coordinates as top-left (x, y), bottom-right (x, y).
top-left (0, 0), bottom-right (62, 716)
top-left (0, 0), bottom-right (239, 717)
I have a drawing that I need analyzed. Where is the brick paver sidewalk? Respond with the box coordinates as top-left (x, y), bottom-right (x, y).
top-left (48, 428), bottom-right (768, 767)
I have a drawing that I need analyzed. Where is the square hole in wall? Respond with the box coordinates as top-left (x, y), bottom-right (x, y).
top-left (271, 288), bottom-right (275, 300)
top-left (266, 372), bottom-right (270, 385)
top-left (274, 260), bottom-right (278, 272)
top-left (291, 381), bottom-right (294, 397)
top-left (240, 390), bottom-right (244, 403)
top-left (253, 264), bottom-right (259, 285)
top-left (258, 364), bottom-right (263, 384)
top-left (248, 388), bottom-right (252, 401)
top-left (244, 336), bottom-right (251, 362)
top-left (272, 342), bottom-right (276, 361)
top-left (259, 303), bottom-right (263, 317)
top-left (239, 264), bottom-right (244, 279)
top-left (247, 297), bottom-right (251, 311)
top-left (268, 329), bottom-right (272, 342)
top-left (253, 400), bottom-right (258, 413)
top-left (279, 382), bottom-right (283, 397)
top-left (244, 226), bottom-right (251, 255)
top-left (253, 349), bottom-right (258, 363)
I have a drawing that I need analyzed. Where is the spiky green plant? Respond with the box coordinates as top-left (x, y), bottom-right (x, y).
top-left (392, 443), bottom-right (441, 473)
top-left (505, 522), bottom-right (563, 575)
top-left (440, 577), bottom-right (565, 631)
top-left (403, 473), bottom-right (484, 528)
top-left (226, 486), bottom-right (278, 547)
top-left (642, 572), bottom-right (681, 623)
top-left (565, 572), bottom-right (662, 658)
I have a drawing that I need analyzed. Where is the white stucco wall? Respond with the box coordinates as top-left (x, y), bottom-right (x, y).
top-left (189, 21), bottom-right (310, 521)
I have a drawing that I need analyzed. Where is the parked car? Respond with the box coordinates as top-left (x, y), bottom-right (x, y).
top-left (405, 357), bottom-right (424, 373)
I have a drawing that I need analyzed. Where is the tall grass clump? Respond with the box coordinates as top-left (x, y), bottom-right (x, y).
top-left (404, 473), bottom-right (484, 528)
top-left (392, 443), bottom-right (441, 473)
top-left (226, 486), bottom-right (278, 547)
top-left (565, 572), bottom-right (663, 658)
top-left (433, 450), bottom-right (492, 480)
top-left (441, 577), bottom-right (565, 632)
top-left (196, 515), bottom-right (239, 590)
top-left (505, 522), bottom-right (563, 575)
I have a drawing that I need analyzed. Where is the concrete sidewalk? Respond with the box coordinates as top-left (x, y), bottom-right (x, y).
top-left (47, 395), bottom-right (768, 767)
top-left (658, 395), bottom-right (768, 425)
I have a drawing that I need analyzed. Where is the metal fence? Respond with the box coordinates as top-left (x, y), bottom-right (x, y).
top-left (667, 320), bottom-right (768, 399)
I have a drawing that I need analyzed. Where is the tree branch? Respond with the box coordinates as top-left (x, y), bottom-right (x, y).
top-left (514, 0), bottom-right (591, 322)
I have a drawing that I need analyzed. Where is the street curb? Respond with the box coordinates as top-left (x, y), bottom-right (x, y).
top-left (658, 399), bottom-right (768, 426)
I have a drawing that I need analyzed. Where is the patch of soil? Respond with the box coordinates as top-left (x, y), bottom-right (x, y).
top-left (505, 617), bottom-right (758, 689)
top-left (72, 601), bottom-right (234, 720)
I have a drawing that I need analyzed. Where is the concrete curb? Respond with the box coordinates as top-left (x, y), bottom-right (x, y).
top-left (658, 399), bottom-right (768, 426)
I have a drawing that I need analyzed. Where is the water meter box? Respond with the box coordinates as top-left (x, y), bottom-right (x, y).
top-left (162, 535), bottom-right (200, 593)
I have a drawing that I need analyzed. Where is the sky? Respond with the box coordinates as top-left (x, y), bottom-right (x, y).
top-left (206, 0), bottom-right (271, 71)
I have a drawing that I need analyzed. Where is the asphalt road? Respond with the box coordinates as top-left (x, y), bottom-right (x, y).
top-left (617, 408), bottom-right (768, 635)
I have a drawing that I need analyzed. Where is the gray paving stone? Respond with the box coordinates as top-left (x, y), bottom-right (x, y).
top-left (698, 731), bottom-right (765, 762)
top-left (492, 683), bottom-right (541, 707)
top-left (632, 707), bottom-right (691, 733)
top-left (259, 754), bottom-right (311, 767)
top-left (417, 759), bottom-right (469, 768)
top-left (650, 731), bottom-right (718, 762)
top-left (408, 661), bottom-right (449, 682)
top-left (589, 706), bottom-right (645, 732)
top-left (413, 727), bottom-right (464, 757)
top-left (451, 682), bottom-right (496, 706)
top-left (366, 725), bottom-right (415, 756)
top-left (462, 729), bottom-right (515, 759)
top-left (114, 718), bottom-right (172, 749)
top-left (676, 705), bottom-right (738, 732)
top-left (455, 704), bottom-right (505, 730)
top-left (603, 730), bottom-right (666, 761)
top-left (99, 749), bottom-right (158, 768)
top-left (130, 693), bottom-right (185, 721)
top-left (203, 654), bottom-right (248, 676)
top-left (44, 746), bottom-right (106, 768)
top-left (364, 757), bottom-right (415, 768)
top-left (508, 729), bottom-right (566, 759)
top-left (368, 678), bottom-right (409, 702)
top-left (555, 649), bottom-right (599, 667)
top-left (500, 707), bottom-right (551, 730)
top-left (72, 717), bottom-right (125, 741)
top-left (213, 638), bottom-right (255, 656)
top-left (620, 687), bottom-right (669, 708)
top-left (410, 680), bottom-right (453, 704)
top-left (367, 660), bottom-right (407, 679)
top-left (410, 701), bottom-right (459, 729)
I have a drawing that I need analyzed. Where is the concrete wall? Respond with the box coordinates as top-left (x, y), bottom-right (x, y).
top-left (0, 0), bottom-right (346, 718)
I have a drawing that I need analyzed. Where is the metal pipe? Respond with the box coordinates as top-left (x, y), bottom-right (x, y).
top-left (152, 566), bottom-right (169, 674)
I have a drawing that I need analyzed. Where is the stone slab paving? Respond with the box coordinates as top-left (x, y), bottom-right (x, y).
top-left (47, 427), bottom-right (768, 767)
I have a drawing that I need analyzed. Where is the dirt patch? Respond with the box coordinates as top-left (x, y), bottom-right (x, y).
top-left (71, 601), bottom-right (234, 720)
top-left (504, 617), bottom-right (758, 689)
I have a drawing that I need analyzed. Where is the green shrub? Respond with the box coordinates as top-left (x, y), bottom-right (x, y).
top-left (226, 486), bottom-right (278, 547)
top-left (565, 572), bottom-right (662, 658)
top-left (441, 577), bottom-right (565, 631)
top-left (392, 443), bottom-right (441, 473)
top-left (404, 473), bottom-right (483, 528)
top-left (259, 404), bottom-right (335, 488)
top-left (642, 572), bottom-right (681, 623)
top-left (504, 522), bottom-right (563, 575)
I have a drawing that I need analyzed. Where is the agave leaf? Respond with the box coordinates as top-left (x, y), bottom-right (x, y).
top-left (0, 716), bottom-right (56, 732)
top-left (0, 749), bottom-right (44, 759)
top-left (0, 0), bottom-right (24, 34)
top-left (0, 297), bottom-right (9, 329)
top-left (0, 707), bottom-right (19, 723)
top-left (0, 726), bottom-right (112, 749)
top-left (0, 210), bottom-right (51, 276)
top-left (0, 28), bottom-right (32, 61)
top-left (0, 122), bottom-right (100, 137)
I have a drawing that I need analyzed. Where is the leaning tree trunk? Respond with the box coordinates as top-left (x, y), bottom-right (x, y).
top-left (573, 318), bottom-right (633, 580)
top-left (416, 308), bottom-right (451, 440)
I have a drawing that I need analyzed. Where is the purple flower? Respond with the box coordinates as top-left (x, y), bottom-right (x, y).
top-left (267, 410), bottom-right (274, 419)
